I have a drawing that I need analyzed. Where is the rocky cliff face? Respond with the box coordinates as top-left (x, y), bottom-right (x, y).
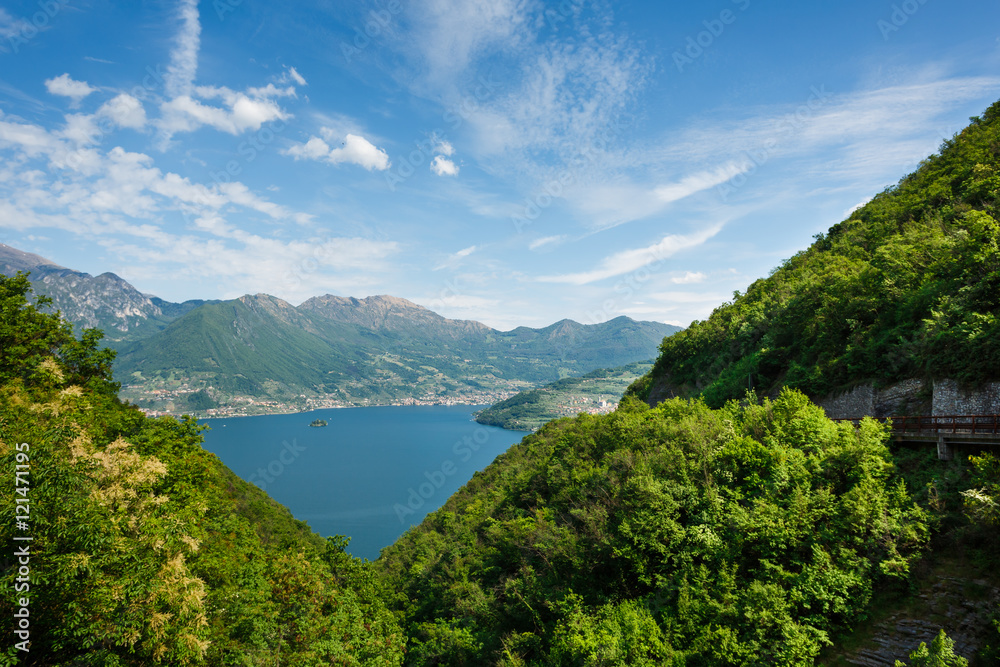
top-left (299, 294), bottom-right (492, 337)
top-left (0, 244), bottom-right (164, 338)
top-left (841, 561), bottom-right (1000, 666)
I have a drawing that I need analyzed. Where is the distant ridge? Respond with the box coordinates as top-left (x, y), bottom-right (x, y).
top-left (0, 244), bottom-right (681, 415)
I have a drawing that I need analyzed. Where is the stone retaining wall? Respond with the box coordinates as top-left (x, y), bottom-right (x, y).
top-left (817, 379), bottom-right (927, 419)
top-left (931, 379), bottom-right (1000, 416)
top-left (818, 378), bottom-right (1000, 419)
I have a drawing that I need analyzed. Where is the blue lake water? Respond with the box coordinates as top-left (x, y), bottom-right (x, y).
top-left (199, 405), bottom-right (525, 560)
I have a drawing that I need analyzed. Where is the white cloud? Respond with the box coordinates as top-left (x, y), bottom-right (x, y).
top-left (246, 83), bottom-right (297, 99)
top-left (284, 132), bottom-right (391, 171)
top-left (671, 271), bottom-right (706, 285)
top-left (98, 94), bottom-right (147, 130)
top-left (286, 66), bottom-right (307, 86)
top-left (59, 114), bottom-right (100, 146)
top-left (431, 155), bottom-right (459, 176)
top-left (654, 162), bottom-right (750, 204)
top-left (538, 224), bottom-right (723, 285)
top-left (286, 136), bottom-right (331, 160)
top-left (529, 235), bottom-right (564, 250)
top-left (164, 0), bottom-right (201, 98)
top-left (159, 93), bottom-right (289, 137)
top-left (454, 245), bottom-right (477, 258)
top-left (44, 74), bottom-right (95, 105)
top-left (330, 135), bottom-right (390, 170)
top-left (433, 139), bottom-right (454, 156)
top-left (152, 0), bottom-right (299, 143)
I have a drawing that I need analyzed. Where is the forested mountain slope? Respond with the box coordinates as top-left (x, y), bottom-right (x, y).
top-left (0, 274), bottom-right (404, 665)
top-left (629, 100), bottom-right (1000, 408)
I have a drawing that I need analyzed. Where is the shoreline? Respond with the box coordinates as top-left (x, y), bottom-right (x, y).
top-left (155, 400), bottom-right (498, 423)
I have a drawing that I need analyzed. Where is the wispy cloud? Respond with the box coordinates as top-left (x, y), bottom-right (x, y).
top-left (642, 77), bottom-right (1000, 182)
top-left (407, 0), bottom-right (535, 86)
top-left (538, 223), bottom-right (723, 285)
top-left (654, 162), bottom-right (750, 204)
top-left (164, 0), bottom-right (201, 99)
top-left (0, 8), bottom-right (30, 39)
top-left (529, 235), bottom-right (563, 250)
top-left (433, 244), bottom-right (479, 270)
top-left (401, 0), bottom-right (650, 185)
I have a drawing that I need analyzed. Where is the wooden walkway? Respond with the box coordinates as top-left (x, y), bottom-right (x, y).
top-left (838, 415), bottom-right (1000, 460)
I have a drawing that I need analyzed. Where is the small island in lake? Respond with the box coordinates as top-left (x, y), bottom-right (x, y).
top-left (309, 419), bottom-right (328, 427)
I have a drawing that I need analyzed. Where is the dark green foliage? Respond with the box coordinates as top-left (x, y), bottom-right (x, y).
top-left (379, 389), bottom-right (928, 665)
top-left (630, 100), bottom-right (1000, 407)
top-left (894, 629), bottom-right (969, 667)
top-left (0, 272), bottom-right (118, 396)
top-left (475, 361), bottom-right (654, 431)
top-left (186, 389), bottom-right (217, 411)
top-left (961, 452), bottom-right (1000, 665)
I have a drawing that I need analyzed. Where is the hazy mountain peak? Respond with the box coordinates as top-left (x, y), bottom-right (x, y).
top-left (297, 293), bottom-right (489, 334)
top-left (0, 243), bottom-right (65, 274)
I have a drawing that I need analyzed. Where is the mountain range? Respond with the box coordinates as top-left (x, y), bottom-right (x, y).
top-left (0, 244), bottom-right (680, 415)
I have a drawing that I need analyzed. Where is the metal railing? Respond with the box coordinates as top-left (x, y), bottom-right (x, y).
top-left (838, 415), bottom-right (1000, 435)
top-left (889, 414), bottom-right (1000, 435)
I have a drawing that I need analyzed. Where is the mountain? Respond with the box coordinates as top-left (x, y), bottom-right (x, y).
top-left (474, 360), bottom-right (654, 431)
top-left (299, 294), bottom-right (491, 337)
top-left (0, 246), bottom-right (679, 414)
top-left (0, 243), bottom-right (213, 341)
top-left (115, 291), bottom-right (679, 414)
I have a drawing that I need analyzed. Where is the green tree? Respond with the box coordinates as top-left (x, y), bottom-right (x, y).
top-left (894, 629), bottom-right (969, 667)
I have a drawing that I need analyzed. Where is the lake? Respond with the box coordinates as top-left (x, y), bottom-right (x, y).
top-left (199, 405), bottom-right (525, 560)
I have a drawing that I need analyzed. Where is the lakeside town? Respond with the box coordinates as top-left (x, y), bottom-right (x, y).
top-left (121, 381), bottom-right (527, 419)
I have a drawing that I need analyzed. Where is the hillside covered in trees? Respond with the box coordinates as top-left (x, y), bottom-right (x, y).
top-left (0, 274), bottom-right (404, 665)
top-left (628, 99), bottom-right (1000, 408)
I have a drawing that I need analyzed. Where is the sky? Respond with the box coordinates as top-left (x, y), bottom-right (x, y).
top-left (0, 0), bottom-right (998, 330)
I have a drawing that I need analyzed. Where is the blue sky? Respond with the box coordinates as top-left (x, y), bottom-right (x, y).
top-left (0, 0), bottom-right (998, 330)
